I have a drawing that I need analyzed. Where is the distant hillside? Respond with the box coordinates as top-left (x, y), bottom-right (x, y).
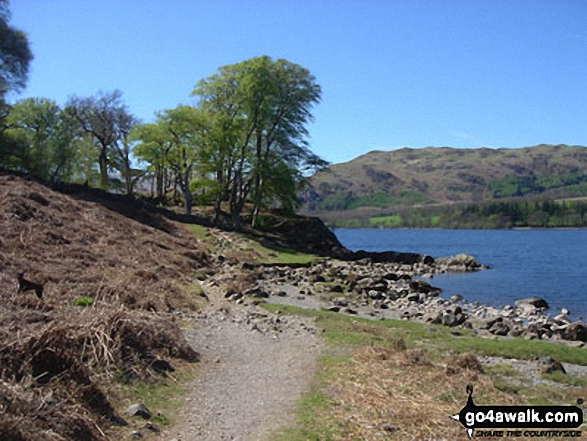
top-left (299, 144), bottom-right (587, 227)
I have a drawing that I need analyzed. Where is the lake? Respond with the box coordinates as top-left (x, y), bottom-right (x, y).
top-left (334, 229), bottom-right (587, 320)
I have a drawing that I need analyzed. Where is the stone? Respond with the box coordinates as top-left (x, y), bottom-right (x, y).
top-left (515, 296), bottom-right (549, 310)
top-left (554, 313), bottom-right (571, 325)
top-left (381, 423), bottom-right (397, 433)
top-left (244, 287), bottom-right (269, 298)
top-left (330, 284), bottom-right (344, 293)
top-left (540, 360), bottom-right (566, 375)
top-left (144, 422), bottom-right (160, 433)
top-left (368, 290), bottom-right (383, 300)
top-left (449, 294), bottom-right (464, 303)
top-left (423, 311), bottom-right (441, 324)
top-left (441, 312), bottom-right (457, 327)
top-left (409, 280), bottom-right (440, 295)
top-left (558, 323), bottom-right (587, 342)
top-left (150, 359), bottom-right (175, 372)
top-left (489, 320), bottom-right (510, 336)
top-left (126, 403), bottom-right (152, 419)
top-left (406, 293), bottom-right (421, 303)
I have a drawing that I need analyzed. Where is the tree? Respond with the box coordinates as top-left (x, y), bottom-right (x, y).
top-left (0, 0), bottom-right (33, 158)
top-left (0, 0), bottom-right (33, 99)
top-left (131, 122), bottom-right (173, 201)
top-left (66, 90), bottom-right (138, 193)
top-left (4, 97), bottom-right (79, 181)
top-left (132, 106), bottom-right (209, 214)
top-left (193, 56), bottom-right (327, 228)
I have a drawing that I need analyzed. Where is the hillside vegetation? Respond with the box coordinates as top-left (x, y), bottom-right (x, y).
top-left (301, 144), bottom-right (587, 228)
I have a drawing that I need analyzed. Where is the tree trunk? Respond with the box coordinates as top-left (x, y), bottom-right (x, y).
top-left (98, 146), bottom-right (108, 190)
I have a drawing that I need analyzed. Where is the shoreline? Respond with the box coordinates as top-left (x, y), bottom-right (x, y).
top-left (229, 254), bottom-right (587, 346)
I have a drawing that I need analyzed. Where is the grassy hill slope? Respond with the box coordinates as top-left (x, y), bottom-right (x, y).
top-left (300, 144), bottom-right (587, 227)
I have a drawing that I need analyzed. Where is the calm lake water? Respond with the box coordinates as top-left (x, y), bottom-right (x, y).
top-left (334, 229), bottom-right (587, 320)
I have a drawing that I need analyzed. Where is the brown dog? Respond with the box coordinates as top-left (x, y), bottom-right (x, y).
top-left (17, 272), bottom-right (44, 299)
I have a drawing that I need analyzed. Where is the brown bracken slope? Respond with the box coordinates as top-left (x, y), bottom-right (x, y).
top-left (0, 172), bottom-right (208, 441)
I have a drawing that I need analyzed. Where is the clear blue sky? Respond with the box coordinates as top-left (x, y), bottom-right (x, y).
top-left (9, 0), bottom-right (587, 163)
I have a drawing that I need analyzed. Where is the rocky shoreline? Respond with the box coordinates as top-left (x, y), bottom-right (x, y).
top-left (221, 253), bottom-right (587, 345)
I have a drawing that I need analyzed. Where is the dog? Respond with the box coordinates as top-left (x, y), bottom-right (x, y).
top-left (17, 272), bottom-right (44, 299)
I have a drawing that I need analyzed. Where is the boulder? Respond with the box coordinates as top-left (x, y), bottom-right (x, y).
top-left (435, 254), bottom-right (488, 271)
top-left (423, 311), bottom-right (441, 324)
top-left (515, 297), bottom-right (549, 310)
top-left (540, 360), bottom-right (566, 375)
top-left (558, 323), bottom-right (587, 342)
top-left (126, 403), bottom-right (152, 419)
top-left (409, 280), bottom-right (441, 295)
top-left (488, 319), bottom-right (510, 336)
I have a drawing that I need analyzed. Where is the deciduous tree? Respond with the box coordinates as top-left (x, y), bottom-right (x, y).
top-left (193, 56), bottom-right (326, 228)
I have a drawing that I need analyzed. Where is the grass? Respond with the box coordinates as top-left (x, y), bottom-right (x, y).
top-left (110, 363), bottom-right (197, 430)
top-left (186, 221), bottom-right (321, 265)
top-left (263, 303), bottom-right (587, 440)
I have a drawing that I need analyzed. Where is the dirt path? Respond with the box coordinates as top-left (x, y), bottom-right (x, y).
top-left (158, 286), bottom-right (321, 441)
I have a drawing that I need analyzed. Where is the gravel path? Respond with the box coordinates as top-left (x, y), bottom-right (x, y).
top-left (158, 294), bottom-right (321, 441)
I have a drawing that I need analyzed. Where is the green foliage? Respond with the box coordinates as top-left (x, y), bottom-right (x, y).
top-left (369, 214), bottom-right (401, 227)
top-left (73, 296), bottom-right (94, 307)
top-left (66, 90), bottom-right (138, 192)
top-left (0, 1), bottom-right (33, 98)
top-left (316, 190), bottom-right (430, 211)
top-left (4, 97), bottom-right (79, 182)
top-left (193, 56), bottom-right (326, 227)
top-left (328, 197), bottom-right (587, 229)
top-left (489, 173), bottom-right (587, 198)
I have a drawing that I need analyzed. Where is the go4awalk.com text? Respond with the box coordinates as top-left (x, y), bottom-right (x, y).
top-left (451, 385), bottom-right (584, 439)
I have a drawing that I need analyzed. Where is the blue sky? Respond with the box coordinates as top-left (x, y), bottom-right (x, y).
top-left (9, 0), bottom-right (587, 163)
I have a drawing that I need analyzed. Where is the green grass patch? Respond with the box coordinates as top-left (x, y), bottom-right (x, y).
top-left (542, 371), bottom-right (587, 387)
top-left (262, 302), bottom-right (587, 438)
top-left (369, 214), bottom-right (402, 227)
top-left (73, 296), bottom-right (94, 307)
top-left (113, 367), bottom-right (197, 427)
top-left (260, 303), bottom-right (587, 366)
top-left (271, 390), bottom-right (337, 441)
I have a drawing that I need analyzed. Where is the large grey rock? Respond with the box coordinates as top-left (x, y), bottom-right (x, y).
top-left (515, 297), bottom-right (549, 310)
top-left (126, 403), bottom-right (152, 419)
top-left (435, 254), bottom-right (487, 271)
top-left (558, 323), bottom-right (587, 342)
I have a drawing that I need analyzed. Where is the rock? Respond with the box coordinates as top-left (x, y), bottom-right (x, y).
top-left (330, 284), bottom-right (344, 293)
top-left (126, 403), bottom-right (152, 419)
top-left (423, 311), bottom-right (441, 324)
top-left (558, 323), bottom-right (587, 342)
top-left (406, 293), bottom-right (421, 303)
top-left (150, 359), bottom-right (175, 372)
top-left (540, 360), bottom-right (566, 375)
top-left (449, 294), bottom-right (464, 303)
top-left (144, 422), bottom-right (160, 433)
top-left (334, 297), bottom-right (348, 307)
top-left (381, 423), bottom-right (397, 433)
top-left (554, 313), bottom-right (571, 325)
top-left (368, 290), bottom-right (383, 300)
top-left (441, 312), bottom-right (457, 327)
top-left (515, 297), bottom-right (549, 310)
top-left (435, 254), bottom-right (487, 271)
top-left (409, 280), bottom-right (441, 295)
top-left (489, 320), bottom-right (510, 336)
top-left (244, 287), bottom-right (269, 298)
